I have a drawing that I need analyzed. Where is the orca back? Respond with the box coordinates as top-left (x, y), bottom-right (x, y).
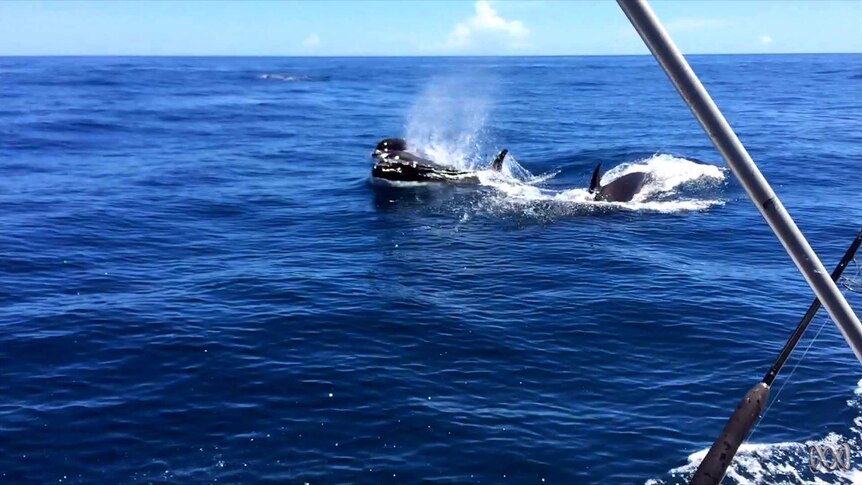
top-left (598, 171), bottom-right (649, 202)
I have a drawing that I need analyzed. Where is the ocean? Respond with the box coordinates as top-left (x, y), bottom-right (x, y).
top-left (1, 54), bottom-right (861, 484)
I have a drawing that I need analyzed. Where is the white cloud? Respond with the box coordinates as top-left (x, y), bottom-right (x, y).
top-left (445, 0), bottom-right (529, 50)
top-left (302, 33), bottom-right (320, 51)
top-left (759, 34), bottom-right (773, 45)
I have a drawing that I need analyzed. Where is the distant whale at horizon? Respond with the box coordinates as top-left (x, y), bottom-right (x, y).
top-left (371, 138), bottom-right (507, 185)
top-left (588, 161), bottom-right (649, 203)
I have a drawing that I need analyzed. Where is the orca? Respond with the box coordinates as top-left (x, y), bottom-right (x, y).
top-left (588, 162), bottom-right (649, 203)
top-left (371, 138), bottom-right (507, 184)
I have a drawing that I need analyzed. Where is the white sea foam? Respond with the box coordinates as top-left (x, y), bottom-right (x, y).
top-left (477, 153), bottom-right (726, 214)
top-left (601, 153), bottom-right (725, 199)
top-left (259, 73), bottom-right (313, 82)
top-left (401, 76), bottom-right (724, 214)
top-left (663, 435), bottom-right (861, 485)
top-left (653, 378), bottom-right (862, 485)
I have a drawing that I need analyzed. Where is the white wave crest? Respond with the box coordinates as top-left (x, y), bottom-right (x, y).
top-left (602, 153), bottom-right (726, 199)
top-left (260, 73), bottom-right (330, 82)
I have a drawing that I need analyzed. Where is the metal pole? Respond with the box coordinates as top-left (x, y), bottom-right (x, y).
top-left (616, 0), bottom-right (862, 362)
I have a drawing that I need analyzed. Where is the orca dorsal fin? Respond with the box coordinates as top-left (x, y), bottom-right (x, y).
top-left (589, 162), bottom-right (603, 194)
top-left (490, 149), bottom-right (508, 171)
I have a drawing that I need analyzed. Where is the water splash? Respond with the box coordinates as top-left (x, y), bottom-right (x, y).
top-left (401, 76), bottom-right (724, 215)
top-left (478, 153), bottom-right (727, 214)
top-left (601, 154), bottom-right (726, 200)
top-left (405, 75), bottom-right (496, 170)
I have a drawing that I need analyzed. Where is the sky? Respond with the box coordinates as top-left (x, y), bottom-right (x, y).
top-left (0, 0), bottom-right (860, 56)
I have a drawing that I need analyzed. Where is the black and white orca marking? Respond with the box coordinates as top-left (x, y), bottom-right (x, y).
top-left (371, 138), bottom-right (507, 184)
top-left (588, 161), bottom-right (649, 203)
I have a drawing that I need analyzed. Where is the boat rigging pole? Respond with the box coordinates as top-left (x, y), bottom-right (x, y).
top-left (615, 0), bottom-right (862, 481)
top-left (615, 0), bottom-right (862, 361)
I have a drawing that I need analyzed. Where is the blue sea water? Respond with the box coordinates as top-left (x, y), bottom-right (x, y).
top-left (1, 54), bottom-right (861, 484)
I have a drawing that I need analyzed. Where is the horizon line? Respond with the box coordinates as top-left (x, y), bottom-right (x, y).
top-left (0, 52), bottom-right (860, 58)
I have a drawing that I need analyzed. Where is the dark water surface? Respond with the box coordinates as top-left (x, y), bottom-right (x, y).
top-left (1, 55), bottom-right (861, 484)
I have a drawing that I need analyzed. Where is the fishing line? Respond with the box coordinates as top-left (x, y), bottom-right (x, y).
top-left (841, 257), bottom-right (862, 293)
top-left (756, 316), bottom-right (830, 427)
